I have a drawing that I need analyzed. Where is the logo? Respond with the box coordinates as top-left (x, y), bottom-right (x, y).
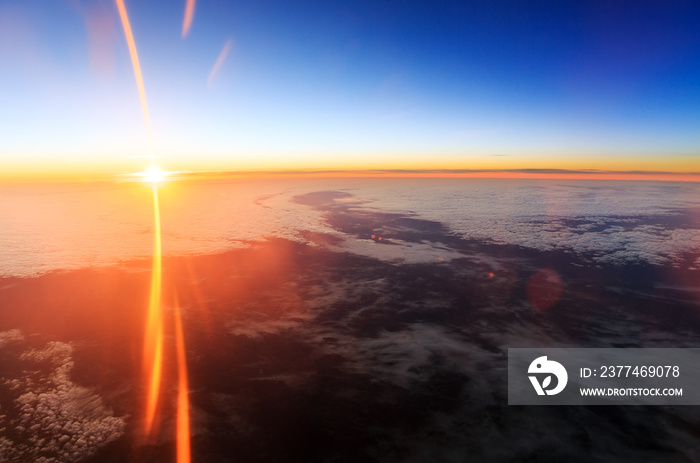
top-left (528, 356), bottom-right (568, 395)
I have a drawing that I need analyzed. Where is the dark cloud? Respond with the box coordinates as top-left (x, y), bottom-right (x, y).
top-left (2, 182), bottom-right (700, 462)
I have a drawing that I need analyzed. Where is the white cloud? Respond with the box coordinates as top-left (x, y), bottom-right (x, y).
top-left (0, 334), bottom-right (125, 462)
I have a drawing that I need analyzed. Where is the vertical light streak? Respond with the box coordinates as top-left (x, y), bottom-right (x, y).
top-left (116, 1), bottom-right (191, 455)
top-left (182, 0), bottom-right (196, 38)
top-left (144, 185), bottom-right (163, 436)
top-left (144, 324), bottom-right (163, 434)
top-left (115, 0), bottom-right (152, 135)
top-left (207, 38), bottom-right (233, 87)
top-left (174, 302), bottom-right (191, 463)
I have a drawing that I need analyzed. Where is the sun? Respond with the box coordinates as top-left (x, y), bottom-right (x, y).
top-left (141, 166), bottom-right (168, 184)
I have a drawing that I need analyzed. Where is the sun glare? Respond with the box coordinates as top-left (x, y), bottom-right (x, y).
top-left (141, 166), bottom-right (168, 184)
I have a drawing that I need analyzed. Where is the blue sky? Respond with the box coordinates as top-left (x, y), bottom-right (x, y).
top-left (1, 0), bottom-right (699, 176)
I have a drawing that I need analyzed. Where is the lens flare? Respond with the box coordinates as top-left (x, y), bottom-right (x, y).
top-left (174, 302), bottom-right (191, 463)
top-left (116, 0), bottom-right (191, 455)
top-left (208, 38), bottom-right (233, 86)
top-left (182, 0), bottom-right (196, 38)
top-left (144, 186), bottom-right (163, 436)
top-left (115, 0), bottom-right (152, 135)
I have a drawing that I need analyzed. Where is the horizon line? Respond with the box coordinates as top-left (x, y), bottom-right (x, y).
top-left (3, 168), bottom-right (700, 183)
top-left (157, 168), bottom-right (700, 183)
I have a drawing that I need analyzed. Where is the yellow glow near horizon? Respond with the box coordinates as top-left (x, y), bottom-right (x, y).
top-left (141, 166), bottom-right (169, 184)
top-left (2, 145), bottom-right (700, 182)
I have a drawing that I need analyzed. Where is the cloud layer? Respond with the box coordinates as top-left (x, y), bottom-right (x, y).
top-left (0, 333), bottom-right (125, 463)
